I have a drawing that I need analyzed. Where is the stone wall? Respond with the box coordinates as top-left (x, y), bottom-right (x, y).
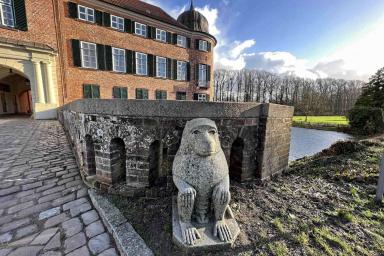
top-left (59, 99), bottom-right (293, 195)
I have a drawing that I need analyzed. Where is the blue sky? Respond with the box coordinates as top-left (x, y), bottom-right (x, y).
top-left (144, 0), bottom-right (384, 81)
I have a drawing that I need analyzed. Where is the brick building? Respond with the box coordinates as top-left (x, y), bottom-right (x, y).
top-left (0, 0), bottom-right (216, 119)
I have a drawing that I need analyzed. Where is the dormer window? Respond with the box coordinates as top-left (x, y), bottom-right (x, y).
top-left (78, 5), bottom-right (94, 23)
top-left (135, 22), bottom-right (147, 37)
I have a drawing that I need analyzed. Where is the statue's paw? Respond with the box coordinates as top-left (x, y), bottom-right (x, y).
top-left (180, 187), bottom-right (196, 209)
top-left (213, 186), bottom-right (230, 205)
top-left (181, 226), bottom-right (201, 246)
top-left (213, 220), bottom-right (232, 242)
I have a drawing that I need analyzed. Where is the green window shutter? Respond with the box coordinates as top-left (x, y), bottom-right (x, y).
top-left (207, 65), bottom-right (211, 81)
top-left (143, 89), bottom-right (149, 99)
top-left (148, 55), bottom-right (154, 77)
top-left (155, 90), bottom-right (161, 100)
top-left (187, 38), bottom-right (191, 48)
top-left (121, 88), bottom-right (128, 99)
top-left (173, 60), bottom-right (177, 80)
top-left (187, 62), bottom-right (191, 81)
top-left (126, 50), bottom-right (133, 74)
top-left (167, 58), bottom-right (172, 79)
top-left (95, 10), bottom-right (103, 25)
top-left (136, 89), bottom-right (142, 99)
top-left (83, 85), bottom-right (91, 98)
top-left (124, 19), bottom-right (132, 33)
top-left (193, 93), bottom-right (198, 101)
top-left (103, 12), bottom-right (111, 27)
top-left (147, 26), bottom-right (152, 39)
top-left (72, 40), bottom-right (81, 67)
top-left (113, 87), bottom-right (119, 98)
top-left (195, 40), bottom-right (199, 49)
top-left (207, 42), bottom-right (212, 52)
top-left (162, 91), bottom-right (167, 100)
top-left (172, 34), bottom-right (177, 45)
top-left (97, 44), bottom-right (106, 70)
top-left (92, 85), bottom-right (100, 99)
top-left (14, 0), bottom-right (28, 31)
top-left (105, 46), bottom-right (113, 71)
top-left (166, 32), bottom-right (172, 44)
top-left (195, 64), bottom-right (199, 81)
top-left (68, 2), bottom-right (78, 19)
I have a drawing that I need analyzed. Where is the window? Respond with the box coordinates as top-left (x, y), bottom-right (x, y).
top-left (197, 93), bottom-right (207, 102)
top-left (177, 61), bottom-right (187, 81)
top-left (83, 84), bottom-right (100, 99)
top-left (78, 5), bottom-right (94, 23)
top-left (177, 35), bottom-right (187, 48)
top-left (111, 15), bottom-right (124, 31)
top-left (0, 0), bottom-right (15, 27)
top-left (113, 87), bottom-right (128, 99)
top-left (155, 90), bottom-right (167, 100)
top-left (199, 64), bottom-right (207, 82)
top-left (136, 88), bottom-right (148, 100)
top-left (112, 47), bottom-right (126, 72)
top-left (176, 92), bottom-right (186, 101)
top-left (156, 57), bottom-right (167, 78)
top-left (156, 28), bottom-right (166, 42)
top-left (199, 40), bottom-right (208, 51)
top-left (80, 41), bottom-right (97, 69)
top-left (136, 52), bottom-right (147, 75)
top-left (135, 22), bottom-right (147, 36)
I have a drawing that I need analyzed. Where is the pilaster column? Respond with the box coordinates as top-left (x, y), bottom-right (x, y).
top-left (32, 61), bottom-right (45, 104)
top-left (43, 62), bottom-right (56, 104)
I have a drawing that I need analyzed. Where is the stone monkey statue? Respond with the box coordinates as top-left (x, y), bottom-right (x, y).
top-left (173, 118), bottom-right (233, 246)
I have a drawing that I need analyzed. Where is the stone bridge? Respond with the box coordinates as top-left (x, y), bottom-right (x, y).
top-left (59, 100), bottom-right (293, 195)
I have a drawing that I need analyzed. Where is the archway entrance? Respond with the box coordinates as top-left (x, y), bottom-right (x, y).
top-left (0, 66), bottom-right (32, 116)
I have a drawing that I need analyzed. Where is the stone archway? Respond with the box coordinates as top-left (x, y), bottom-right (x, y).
top-left (0, 40), bottom-right (59, 119)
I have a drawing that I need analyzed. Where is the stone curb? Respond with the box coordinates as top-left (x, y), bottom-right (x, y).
top-left (88, 189), bottom-right (154, 256)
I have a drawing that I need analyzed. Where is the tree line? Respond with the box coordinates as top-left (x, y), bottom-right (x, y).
top-left (213, 69), bottom-right (364, 115)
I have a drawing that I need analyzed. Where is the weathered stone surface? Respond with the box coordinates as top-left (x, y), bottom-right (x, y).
top-left (8, 246), bottom-right (43, 256)
top-left (0, 249), bottom-right (13, 256)
top-left (15, 224), bottom-right (38, 239)
top-left (44, 213), bottom-right (70, 228)
top-left (70, 202), bottom-right (92, 217)
top-left (43, 232), bottom-right (61, 251)
top-left (85, 220), bottom-right (105, 238)
top-left (172, 118), bottom-right (240, 251)
top-left (31, 228), bottom-right (58, 245)
top-left (1, 218), bottom-right (30, 233)
top-left (88, 233), bottom-right (111, 254)
top-left (0, 232), bottom-right (12, 243)
top-left (99, 248), bottom-right (119, 256)
top-left (66, 246), bottom-right (90, 256)
top-left (62, 218), bottom-right (83, 237)
top-left (81, 210), bottom-right (99, 225)
top-left (39, 207), bottom-right (61, 220)
top-left (64, 232), bottom-right (86, 253)
top-left (376, 156), bottom-right (384, 202)
top-left (62, 198), bottom-right (88, 211)
top-left (40, 251), bottom-right (62, 256)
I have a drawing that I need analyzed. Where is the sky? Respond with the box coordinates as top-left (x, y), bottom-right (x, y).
top-left (143, 0), bottom-right (384, 81)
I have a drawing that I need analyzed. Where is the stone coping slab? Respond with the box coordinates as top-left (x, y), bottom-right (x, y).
top-left (59, 99), bottom-right (294, 118)
top-left (88, 189), bottom-right (154, 256)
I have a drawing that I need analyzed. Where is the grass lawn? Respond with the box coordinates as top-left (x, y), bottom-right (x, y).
top-left (293, 116), bottom-right (349, 125)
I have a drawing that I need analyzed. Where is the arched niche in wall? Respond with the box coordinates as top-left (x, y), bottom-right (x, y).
top-left (110, 138), bottom-right (126, 184)
top-left (148, 140), bottom-right (162, 186)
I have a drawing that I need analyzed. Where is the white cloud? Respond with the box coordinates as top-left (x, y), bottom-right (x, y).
top-left (195, 6), bottom-right (220, 37)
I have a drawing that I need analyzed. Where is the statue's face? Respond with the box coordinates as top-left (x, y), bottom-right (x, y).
top-left (190, 125), bottom-right (220, 156)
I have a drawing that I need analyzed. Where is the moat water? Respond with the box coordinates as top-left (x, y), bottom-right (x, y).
top-left (289, 127), bottom-right (353, 161)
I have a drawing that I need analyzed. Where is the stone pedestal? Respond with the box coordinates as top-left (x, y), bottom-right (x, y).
top-left (172, 197), bottom-right (240, 253)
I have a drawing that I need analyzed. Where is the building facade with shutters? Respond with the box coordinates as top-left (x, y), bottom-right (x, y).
top-left (0, 0), bottom-right (216, 119)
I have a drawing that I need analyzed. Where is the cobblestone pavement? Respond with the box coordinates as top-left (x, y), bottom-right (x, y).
top-left (0, 117), bottom-right (119, 256)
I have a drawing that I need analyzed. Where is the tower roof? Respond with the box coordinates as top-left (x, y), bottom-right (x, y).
top-left (177, 1), bottom-right (209, 33)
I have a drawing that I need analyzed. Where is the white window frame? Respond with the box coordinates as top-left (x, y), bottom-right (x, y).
top-left (199, 40), bottom-right (208, 51)
top-left (135, 22), bottom-right (147, 37)
top-left (156, 56), bottom-right (167, 78)
top-left (0, 0), bottom-right (15, 28)
top-left (136, 52), bottom-right (147, 76)
top-left (177, 61), bottom-right (187, 81)
top-left (156, 28), bottom-right (167, 42)
top-left (177, 35), bottom-right (187, 48)
top-left (111, 15), bottom-right (124, 31)
top-left (198, 93), bottom-right (207, 102)
top-left (112, 47), bottom-right (126, 73)
top-left (78, 5), bottom-right (95, 23)
top-left (80, 41), bottom-right (97, 69)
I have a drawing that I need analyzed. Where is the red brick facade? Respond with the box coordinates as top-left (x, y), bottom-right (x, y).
top-left (0, 0), bottom-right (216, 105)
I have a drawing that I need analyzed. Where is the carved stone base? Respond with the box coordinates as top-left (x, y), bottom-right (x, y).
top-left (172, 197), bottom-right (240, 253)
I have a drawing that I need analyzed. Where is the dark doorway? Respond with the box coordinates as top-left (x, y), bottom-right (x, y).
top-left (110, 138), bottom-right (126, 184)
top-left (148, 140), bottom-right (161, 186)
top-left (229, 138), bottom-right (244, 181)
top-left (84, 135), bottom-right (96, 175)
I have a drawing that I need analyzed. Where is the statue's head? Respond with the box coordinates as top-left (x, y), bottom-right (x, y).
top-left (180, 118), bottom-right (221, 157)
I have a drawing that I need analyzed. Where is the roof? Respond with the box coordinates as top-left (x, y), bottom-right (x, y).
top-left (100, 0), bottom-right (188, 29)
